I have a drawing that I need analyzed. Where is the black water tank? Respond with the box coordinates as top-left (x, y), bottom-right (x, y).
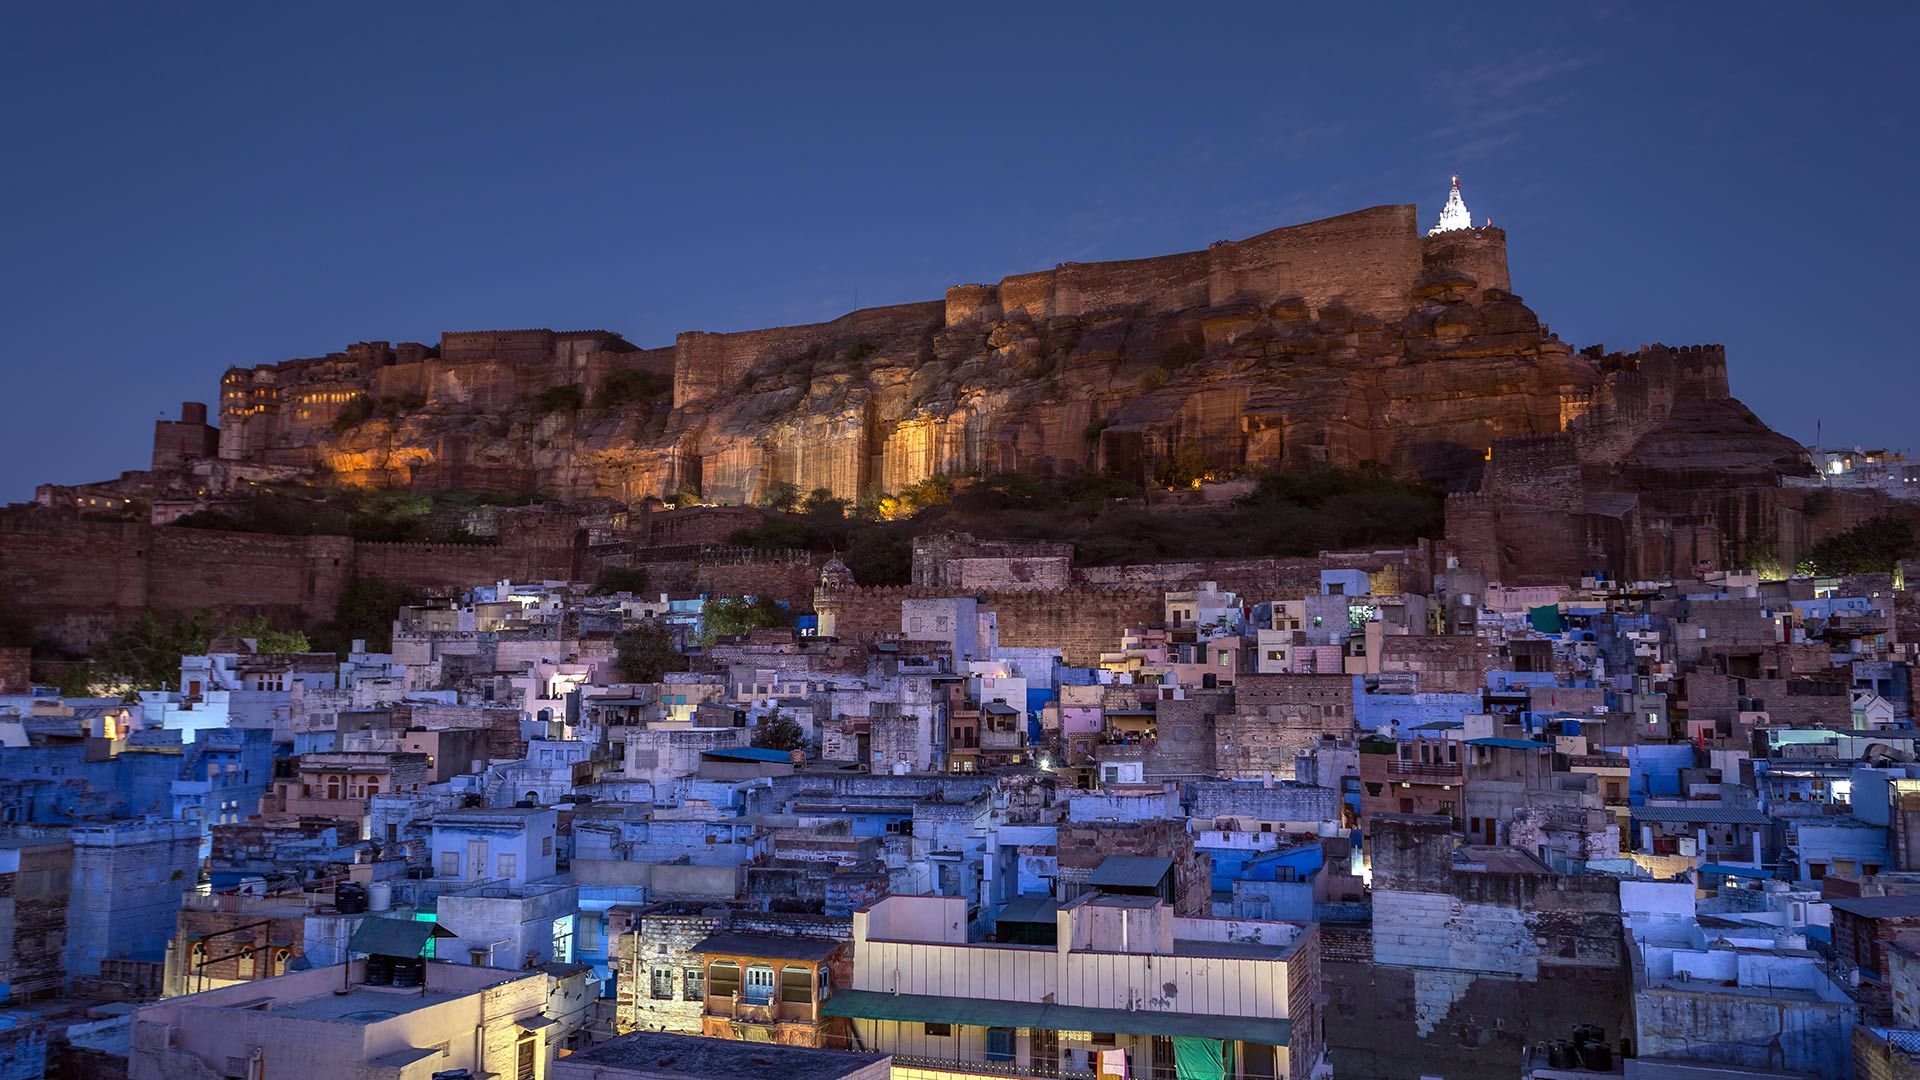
top-left (336, 882), bottom-right (368, 914)
top-left (461, 794), bottom-right (484, 808)
top-left (514, 800), bottom-right (535, 809)
top-left (432, 1071), bottom-right (473, 1080)
top-left (1580, 1041), bottom-right (1614, 1071)
top-left (364, 954), bottom-right (394, 986)
top-left (391, 956), bottom-right (424, 988)
top-left (1546, 1041), bottom-right (1574, 1069)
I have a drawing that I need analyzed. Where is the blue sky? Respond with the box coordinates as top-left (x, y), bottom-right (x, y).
top-left (2, 2), bottom-right (1912, 500)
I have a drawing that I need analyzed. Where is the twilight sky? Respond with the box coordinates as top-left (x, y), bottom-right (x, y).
top-left (2, 3), bottom-right (1913, 501)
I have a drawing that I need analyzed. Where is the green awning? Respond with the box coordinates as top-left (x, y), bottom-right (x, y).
top-left (1528, 605), bottom-right (1563, 633)
top-left (820, 989), bottom-right (1292, 1047)
top-left (348, 916), bottom-right (458, 958)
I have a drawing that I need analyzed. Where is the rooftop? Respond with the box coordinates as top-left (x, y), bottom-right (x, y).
top-left (691, 932), bottom-right (841, 963)
top-left (1087, 855), bottom-right (1173, 889)
top-left (558, 1031), bottom-right (889, 1080)
top-left (1829, 895), bottom-right (1920, 920)
top-left (268, 985), bottom-right (467, 1023)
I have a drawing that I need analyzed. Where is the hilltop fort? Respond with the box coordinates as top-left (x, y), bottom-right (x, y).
top-left (14, 179), bottom-right (1872, 647)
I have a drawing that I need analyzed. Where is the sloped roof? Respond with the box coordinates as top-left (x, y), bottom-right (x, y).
top-left (1088, 855), bottom-right (1173, 889)
top-left (1631, 804), bottom-right (1772, 826)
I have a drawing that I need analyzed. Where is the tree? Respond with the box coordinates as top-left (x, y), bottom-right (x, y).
top-left (699, 596), bottom-right (793, 644)
top-left (801, 488), bottom-right (847, 520)
top-left (309, 576), bottom-right (425, 655)
top-left (844, 526), bottom-right (912, 586)
top-left (589, 565), bottom-right (650, 596)
top-left (1803, 514), bottom-right (1917, 575)
top-left (1153, 443), bottom-right (1215, 489)
top-left (95, 609), bottom-right (226, 690)
top-left (752, 711), bottom-right (806, 752)
top-left (759, 481), bottom-right (802, 513)
top-left (613, 624), bottom-right (687, 683)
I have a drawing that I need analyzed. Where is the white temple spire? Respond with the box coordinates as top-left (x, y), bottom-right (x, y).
top-left (1427, 175), bottom-right (1473, 236)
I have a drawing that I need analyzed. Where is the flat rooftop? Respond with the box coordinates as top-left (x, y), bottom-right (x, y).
top-left (559, 1031), bottom-right (888, 1080)
top-left (262, 986), bottom-right (467, 1023)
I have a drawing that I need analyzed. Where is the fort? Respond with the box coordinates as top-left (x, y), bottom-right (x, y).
top-left (7, 179), bottom-right (1858, 644)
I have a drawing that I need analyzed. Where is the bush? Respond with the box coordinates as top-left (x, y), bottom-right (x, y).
top-left (1153, 444), bottom-right (1216, 489)
top-left (802, 488), bottom-right (848, 520)
top-left (594, 369), bottom-right (672, 410)
top-left (752, 711), bottom-right (806, 751)
top-left (727, 518), bottom-right (816, 550)
top-left (844, 527), bottom-right (913, 586)
top-left (308, 576), bottom-right (425, 656)
top-left (898, 474), bottom-right (953, 515)
top-left (1803, 514), bottom-right (1917, 575)
top-left (700, 596), bottom-right (793, 644)
top-left (672, 484), bottom-right (703, 509)
top-left (1083, 418), bottom-right (1111, 444)
top-left (613, 624), bottom-right (686, 683)
top-left (846, 339), bottom-right (879, 363)
top-left (1141, 366), bottom-right (1170, 392)
top-left (332, 394), bottom-right (376, 432)
top-left (533, 384), bottom-right (584, 414)
top-left (759, 481), bottom-right (802, 513)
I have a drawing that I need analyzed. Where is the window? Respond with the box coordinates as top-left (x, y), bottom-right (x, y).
top-left (440, 851), bottom-right (461, 878)
top-left (497, 854), bottom-right (518, 879)
top-left (543, 835), bottom-right (553, 857)
top-left (744, 963), bottom-right (776, 1005)
top-left (780, 965), bottom-right (813, 1005)
top-left (651, 967), bottom-right (675, 1000)
top-left (986, 1027), bottom-right (1015, 1063)
top-left (708, 961), bottom-right (740, 999)
top-left (684, 968), bottom-right (703, 999)
top-left (924, 1022), bottom-right (952, 1037)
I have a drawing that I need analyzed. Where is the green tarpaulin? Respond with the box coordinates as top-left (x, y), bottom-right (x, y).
top-left (1528, 604), bottom-right (1563, 633)
top-left (1172, 1036), bottom-right (1228, 1080)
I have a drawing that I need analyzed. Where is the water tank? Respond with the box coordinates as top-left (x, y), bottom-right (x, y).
top-left (367, 881), bottom-right (392, 912)
top-left (432, 1071), bottom-right (474, 1080)
top-left (1545, 1041), bottom-right (1574, 1069)
top-left (514, 799), bottom-right (535, 809)
top-left (335, 882), bottom-right (368, 914)
top-left (363, 954), bottom-right (394, 986)
top-left (391, 956), bottom-right (424, 988)
top-left (1579, 1042), bottom-right (1614, 1071)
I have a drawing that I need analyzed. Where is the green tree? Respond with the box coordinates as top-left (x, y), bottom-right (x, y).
top-left (95, 609), bottom-right (227, 690)
top-left (1804, 514), bottom-right (1918, 575)
top-left (672, 484), bottom-right (703, 509)
top-left (759, 481), bottom-right (803, 513)
top-left (230, 616), bottom-right (313, 654)
top-left (613, 624), bottom-right (687, 683)
top-left (1153, 443), bottom-right (1215, 489)
top-left (898, 473), bottom-right (953, 515)
top-left (752, 711), bottom-right (806, 752)
top-left (589, 565), bottom-right (651, 596)
top-left (843, 527), bottom-right (913, 586)
top-left (309, 576), bottom-right (426, 655)
top-left (801, 488), bottom-right (848, 520)
top-left (699, 596), bottom-right (793, 644)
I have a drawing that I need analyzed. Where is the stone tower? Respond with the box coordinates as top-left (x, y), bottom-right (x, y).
top-left (813, 557), bottom-right (855, 638)
top-left (1428, 176), bottom-right (1473, 236)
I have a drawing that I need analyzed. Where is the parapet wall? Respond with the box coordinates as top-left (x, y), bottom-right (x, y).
top-left (672, 301), bottom-right (945, 408)
top-left (823, 584), bottom-right (1165, 665)
top-left (945, 204), bottom-right (1426, 331)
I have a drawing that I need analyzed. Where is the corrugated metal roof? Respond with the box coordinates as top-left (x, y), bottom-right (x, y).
top-left (347, 917), bottom-right (456, 957)
top-left (820, 988), bottom-right (1292, 1046)
top-left (1087, 855), bottom-right (1173, 889)
top-left (1631, 804), bottom-right (1772, 826)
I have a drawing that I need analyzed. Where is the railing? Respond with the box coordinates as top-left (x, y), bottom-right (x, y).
top-left (1379, 760), bottom-right (1462, 782)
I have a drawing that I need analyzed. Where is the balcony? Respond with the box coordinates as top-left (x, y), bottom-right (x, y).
top-left (1379, 760), bottom-right (1462, 783)
top-left (704, 993), bottom-right (818, 1025)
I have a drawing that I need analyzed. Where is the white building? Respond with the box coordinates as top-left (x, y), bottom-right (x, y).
top-left (428, 806), bottom-right (559, 886)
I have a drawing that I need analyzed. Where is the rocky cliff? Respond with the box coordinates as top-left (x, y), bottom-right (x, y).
top-left (80, 197), bottom-right (1827, 582)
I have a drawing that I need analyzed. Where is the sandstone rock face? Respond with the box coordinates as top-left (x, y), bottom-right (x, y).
top-left (198, 202), bottom-right (1811, 579)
